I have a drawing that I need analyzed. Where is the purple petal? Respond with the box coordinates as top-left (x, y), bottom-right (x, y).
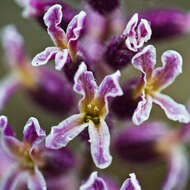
top-left (153, 93), bottom-right (190, 123)
top-left (88, 120), bottom-right (112, 169)
top-left (46, 114), bottom-right (88, 149)
top-left (132, 45), bottom-right (156, 81)
top-left (120, 173), bottom-right (141, 190)
top-left (132, 93), bottom-right (153, 125)
top-left (32, 47), bottom-right (58, 66)
top-left (1, 25), bottom-right (27, 66)
top-left (43, 4), bottom-right (66, 47)
top-left (23, 117), bottom-right (46, 149)
top-left (55, 49), bottom-right (70, 71)
top-left (74, 63), bottom-right (97, 110)
top-left (162, 149), bottom-right (189, 190)
top-left (137, 19), bottom-right (152, 48)
top-left (0, 115), bottom-right (14, 137)
top-left (27, 167), bottom-right (47, 190)
top-left (152, 50), bottom-right (183, 91)
top-left (1, 166), bottom-right (23, 190)
top-left (0, 75), bottom-right (20, 112)
top-left (80, 171), bottom-right (107, 190)
top-left (97, 70), bottom-right (123, 115)
top-left (66, 11), bottom-right (86, 54)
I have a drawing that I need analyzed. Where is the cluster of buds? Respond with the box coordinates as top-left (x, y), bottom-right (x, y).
top-left (0, 0), bottom-right (190, 189)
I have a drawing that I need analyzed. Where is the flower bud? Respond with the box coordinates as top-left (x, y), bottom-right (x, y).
top-left (114, 122), bottom-right (169, 163)
top-left (139, 8), bottom-right (190, 40)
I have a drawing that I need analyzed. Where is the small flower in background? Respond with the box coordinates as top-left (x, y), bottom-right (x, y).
top-left (115, 121), bottom-right (190, 190)
top-left (139, 8), bottom-right (190, 40)
top-left (14, 0), bottom-right (77, 30)
top-left (46, 63), bottom-right (123, 169)
top-left (32, 4), bottom-right (86, 71)
top-left (0, 115), bottom-right (76, 190)
top-left (0, 25), bottom-right (75, 115)
top-left (80, 171), bottom-right (141, 190)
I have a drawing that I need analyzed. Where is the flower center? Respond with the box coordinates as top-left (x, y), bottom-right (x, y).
top-left (144, 82), bottom-right (155, 97)
top-left (84, 103), bottom-right (101, 125)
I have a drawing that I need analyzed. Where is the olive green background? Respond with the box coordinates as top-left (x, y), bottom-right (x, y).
top-left (1, 0), bottom-right (190, 189)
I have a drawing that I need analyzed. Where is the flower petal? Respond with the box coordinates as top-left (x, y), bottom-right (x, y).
top-left (152, 50), bottom-right (183, 91)
top-left (153, 93), bottom-right (190, 123)
top-left (74, 62), bottom-right (97, 110)
top-left (162, 148), bottom-right (189, 190)
top-left (43, 4), bottom-right (66, 47)
top-left (132, 93), bottom-right (153, 125)
top-left (88, 120), bottom-right (112, 169)
top-left (1, 166), bottom-right (23, 190)
top-left (0, 75), bottom-right (20, 112)
top-left (1, 25), bottom-right (27, 66)
top-left (32, 47), bottom-right (58, 66)
top-left (23, 117), bottom-right (46, 149)
top-left (46, 114), bottom-right (88, 149)
top-left (96, 70), bottom-right (123, 115)
top-left (120, 173), bottom-right (141, 190)
top-left (132, 45), bottom-right (156, 81)
top-left (80, 171), bottom-right (107, 190)
top-left (55, 49), bottom-right (70, 71)
top-left (27, 167), bottom-right (47, 190)
top-left (66, 11), bottom-right (86, 53)
top-left (137, 19), bottom-right (152, 48)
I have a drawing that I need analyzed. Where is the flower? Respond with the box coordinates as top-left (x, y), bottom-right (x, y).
top-left (114, 121), bottom-right (190, 190)
top-left (46, 62), bottom-right (123, 169)
top-left (0, 115), bottom-right (76, 190)
top-left (80, 171), bottom-right (141, 190)
top-left (32, 4), bottom-right (86, 71)
top-left (139, 8), bottom-right (190, 40)
top-left (131, 45), bottom-right (190, 125)
top-left (0, 25), bottom-right (75, 115)
top-left (15, 0), bottom-right (76, 30)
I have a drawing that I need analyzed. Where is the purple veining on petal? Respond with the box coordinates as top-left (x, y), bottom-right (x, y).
top-left (152, 50), bottom-right (182, 91)
top-left (153, 93), bottom-right (190, 123)
top-left (55, 49), bottom-right (70, 71)
top-left (46, 114), bottom-right (88, 149)
top-left (88, 120), bottom-right (112, 169)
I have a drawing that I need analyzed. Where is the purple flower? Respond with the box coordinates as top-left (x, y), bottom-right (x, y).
top-left (123, 13), bottom-right (152, 52)
top-left (0, 115), bottom-right (76, 190)
top-left (80, 171), bottom-right (141, 190)
top-left (114, 121), bottom-right (190, 190)
top-left (131, 45), bottom-right (190, 125)
top-left (139, 8), bottom-right (190, 40)
top-left (32, 4), bottom-right (86, 71)
top-left (46, 63), bottom-right (123, 169)
top-left (15, 0), bottom-right (76, 30)
top-left (0, 25), bottom-right (75, 115)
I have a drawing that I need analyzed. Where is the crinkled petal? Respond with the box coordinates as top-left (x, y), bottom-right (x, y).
top-left (1, 25), bottom-right (27, 66)
top-left (96, 70), bottom-right (123, 116)
top-left (153, 93), bottom-right (190, 123)
top-left (162, 148), bottom-right (189, 190)
top-left (32, 47), bottom-right (58, 66)
top-left (23, 117), bottom-right (46, 150)
top-left (80, 171), bottom-right (108, 190)
top-left (1, 165), bottom-right (23, 190)
top-left (27, 167), bottom-right (46, 190)
top-left (137, 19), bottom-right (152, 48)
top-left (0, 115), bottom-right (14, 136)
top-left (66, 11), bottom-right (86, 53)
top-left (152, 50), bottom-right (183, 91)
top-left (74, 63), bottom-right (98, 110)
top-left (43, 4), bottom-right (66, 47)
top-left (88, 120), bottom-right (112, 169)
top-left (120, 173), bottom-right (141, 190)
top-left (46, 114), bottom-right (88, 149)
top-left (132, 93), bottom-right (153, 125)
top-left (55, 49), bottom-right (70, 71)
top-left (0, 74), bottom-right (20, 112)
top-left (132, 45), bottom-right (156, 81)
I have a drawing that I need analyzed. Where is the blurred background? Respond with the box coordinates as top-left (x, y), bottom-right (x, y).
top-left (0, 0), bottom-right (190, 189)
